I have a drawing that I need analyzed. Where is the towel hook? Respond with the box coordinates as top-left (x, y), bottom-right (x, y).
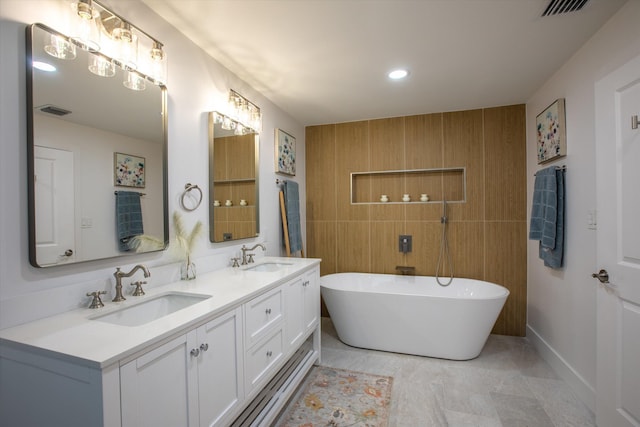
top-left (180, 183), bottom-right (203, 212)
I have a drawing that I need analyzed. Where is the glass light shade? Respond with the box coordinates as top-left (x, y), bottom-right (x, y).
top-left (69, 0), bottom-right (100, 51)
top-left (123, 70), bottom-right (146, 91)
top-left (148, 42), bottom-right (168, 85)
top-left (113, 24), bottom-right (138, 70)
top-left (88, 53), bottom-right (115, 77)
top-left (251, 110), bottom-right (262, 132)
top-left (44, 34), bottom-right (76, 60)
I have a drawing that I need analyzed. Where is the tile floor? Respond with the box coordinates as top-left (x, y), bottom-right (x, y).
top-left (306, 317), bottom-right (595, 427)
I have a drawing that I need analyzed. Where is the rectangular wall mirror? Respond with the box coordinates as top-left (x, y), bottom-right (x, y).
top-left (208, 111), bottom-right (259, 242)
top-left (27, 23), bottom-right (168, 267)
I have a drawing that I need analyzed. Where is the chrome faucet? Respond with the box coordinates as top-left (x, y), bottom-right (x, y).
top-left (241, 244), bottom-right (266, 265)
top-left (113, 265), bottom-right (150, 302)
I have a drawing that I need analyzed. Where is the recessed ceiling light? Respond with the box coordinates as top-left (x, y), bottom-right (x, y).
top-left (388, 69), bottom-right (408, 80)
top-left (33, 61), bottom-right (56, 72)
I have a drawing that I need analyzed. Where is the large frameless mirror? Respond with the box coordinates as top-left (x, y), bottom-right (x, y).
top-left (208, 111), bottom-right (260, 242)
top-left (27, 23), bottom-right (168, 267)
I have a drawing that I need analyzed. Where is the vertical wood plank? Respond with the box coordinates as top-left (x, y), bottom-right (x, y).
top-left (306, 125), bottom-right (337, 221)
top-left (335, 121), bottom-right (370, 221)
top-left (443, 109), bottom-right (484, 221)
top-left (484, 105), bottom-right (527, 221)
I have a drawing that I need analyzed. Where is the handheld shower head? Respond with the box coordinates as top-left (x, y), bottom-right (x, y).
top-left (441, 199), bottom-right (448, 224)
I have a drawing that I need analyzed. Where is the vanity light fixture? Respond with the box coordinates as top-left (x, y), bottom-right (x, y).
top-left (49, 0), bottom-right (168, 87)
top-left (228, 89), bottom-right (262, 132)
top-left (388, 69), bottom-right (409, 80)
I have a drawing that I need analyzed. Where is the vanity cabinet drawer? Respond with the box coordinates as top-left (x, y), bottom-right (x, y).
top-left (244, 286), bottom-right (283, 347)
top-left (245, 328), bottom-right (283, 393)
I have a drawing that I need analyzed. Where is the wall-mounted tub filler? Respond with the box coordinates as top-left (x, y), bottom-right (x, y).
top-left (395, 266), bottom-right (416, 275)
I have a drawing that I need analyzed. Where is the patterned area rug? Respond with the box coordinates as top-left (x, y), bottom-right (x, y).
top-left (276, 366), bottom-right (393, 427)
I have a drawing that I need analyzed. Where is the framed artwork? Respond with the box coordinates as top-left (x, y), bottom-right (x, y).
top-left (114, 152), bottom-right (145, 188)
top-left (275, 128), bottom-right (296, 176)
top-left (536, 98), bottom-right (566, 164)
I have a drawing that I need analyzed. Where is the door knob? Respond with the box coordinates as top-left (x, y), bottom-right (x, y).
top-left (63, 249), bottom-right (73, 257)
top-left (591, 269), bottom-right (609, 284)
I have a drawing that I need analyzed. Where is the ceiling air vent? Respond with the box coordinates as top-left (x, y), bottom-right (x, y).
top-left (39, 105), bottom-right (71, 116)
top-left (542, 0), bottom-right (590, 16)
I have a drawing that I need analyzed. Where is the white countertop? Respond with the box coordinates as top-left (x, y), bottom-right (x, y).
top-left (0, 257), bottom-right (320, 369)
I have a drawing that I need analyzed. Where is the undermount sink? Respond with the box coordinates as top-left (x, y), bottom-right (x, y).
top-left (92, 292), bottom-right (211, 327)
top-left (243, 262), bottom-right (292, 272)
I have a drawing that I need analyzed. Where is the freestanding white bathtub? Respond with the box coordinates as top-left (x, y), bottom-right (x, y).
top-left (321, 273), bottom-right (509, 360)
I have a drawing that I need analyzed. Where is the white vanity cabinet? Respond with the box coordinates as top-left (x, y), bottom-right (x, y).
top-left (284, 266), bottom-right (320, 352)
top-left (120, 307), bottom-right (243, 427)
top-left (0, 259), bottom-right (321, 427)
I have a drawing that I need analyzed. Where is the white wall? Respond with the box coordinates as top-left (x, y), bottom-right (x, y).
top-left (0, 0), bottom-right (306, 329)
top-left (526, 0), bottom-right (640, 412)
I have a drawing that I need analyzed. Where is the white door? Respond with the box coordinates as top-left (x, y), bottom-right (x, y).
top-left (34, 146), bottom-right (75, 266)
top-left (595, 55), bottom-right (640, 427)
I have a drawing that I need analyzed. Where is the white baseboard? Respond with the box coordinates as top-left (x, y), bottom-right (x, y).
top-left (526, 325), bottom-right (596, 413)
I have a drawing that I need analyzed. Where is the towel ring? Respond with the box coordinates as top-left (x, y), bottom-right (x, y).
top-left (181, 183), bottom-right (203, 212)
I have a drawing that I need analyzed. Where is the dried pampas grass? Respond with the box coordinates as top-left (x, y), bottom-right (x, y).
top-left (172, 211), bottom-right (203, 261)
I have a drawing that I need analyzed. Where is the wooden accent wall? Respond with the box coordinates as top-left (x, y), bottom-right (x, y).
top-left (305, 105), bottom-right (527, 336)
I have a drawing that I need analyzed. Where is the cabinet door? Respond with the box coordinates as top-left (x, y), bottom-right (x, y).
top-left (303, 267), bottom-right (320, 333)
top-left (121, 333), bottom-right (198, 427)
top-left (197, 307), bottom-right (244, 427)
top-left (284, 276), bottom-right (304, 350)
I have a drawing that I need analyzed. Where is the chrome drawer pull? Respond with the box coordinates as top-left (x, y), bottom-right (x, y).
top-left (265, 308), bottom-right (272, 315)
top-left (190, 348), bottom-right (200, 357)
top-left (200, 343), bottom-right (209, 352)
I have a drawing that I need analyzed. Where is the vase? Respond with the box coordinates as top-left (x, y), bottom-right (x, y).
top-left (181, 257), bottom-right (196, 280)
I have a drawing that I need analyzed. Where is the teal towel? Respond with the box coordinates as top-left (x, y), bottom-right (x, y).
top-left (116, 191), bottom-right (144, 251)
top-left (283, 180), bottom-right (302, 254)
top-left (529, 166), bottom-right (558, 249)
top-left (539, 169), bottom-right (565, 268)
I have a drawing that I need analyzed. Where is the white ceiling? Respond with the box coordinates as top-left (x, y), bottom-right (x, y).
top-left (142, 0), bottom-right (626, 126)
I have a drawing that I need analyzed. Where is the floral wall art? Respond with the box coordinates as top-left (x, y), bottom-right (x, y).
top-left (536, 98), bottom-right (566, 164)
top-left (275, 128), bottom-right (296, 176)
top-left (114, 152), bottom-right (145, 188)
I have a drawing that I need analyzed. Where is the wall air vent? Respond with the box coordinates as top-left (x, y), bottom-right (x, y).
top-left (542, 0), bottom-right (590, 16)
top-left (39, 105), bottom-right (71, 116)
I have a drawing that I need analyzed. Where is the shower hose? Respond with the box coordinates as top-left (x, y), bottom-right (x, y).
top-left (436, 200), bottom-right (454, 286)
